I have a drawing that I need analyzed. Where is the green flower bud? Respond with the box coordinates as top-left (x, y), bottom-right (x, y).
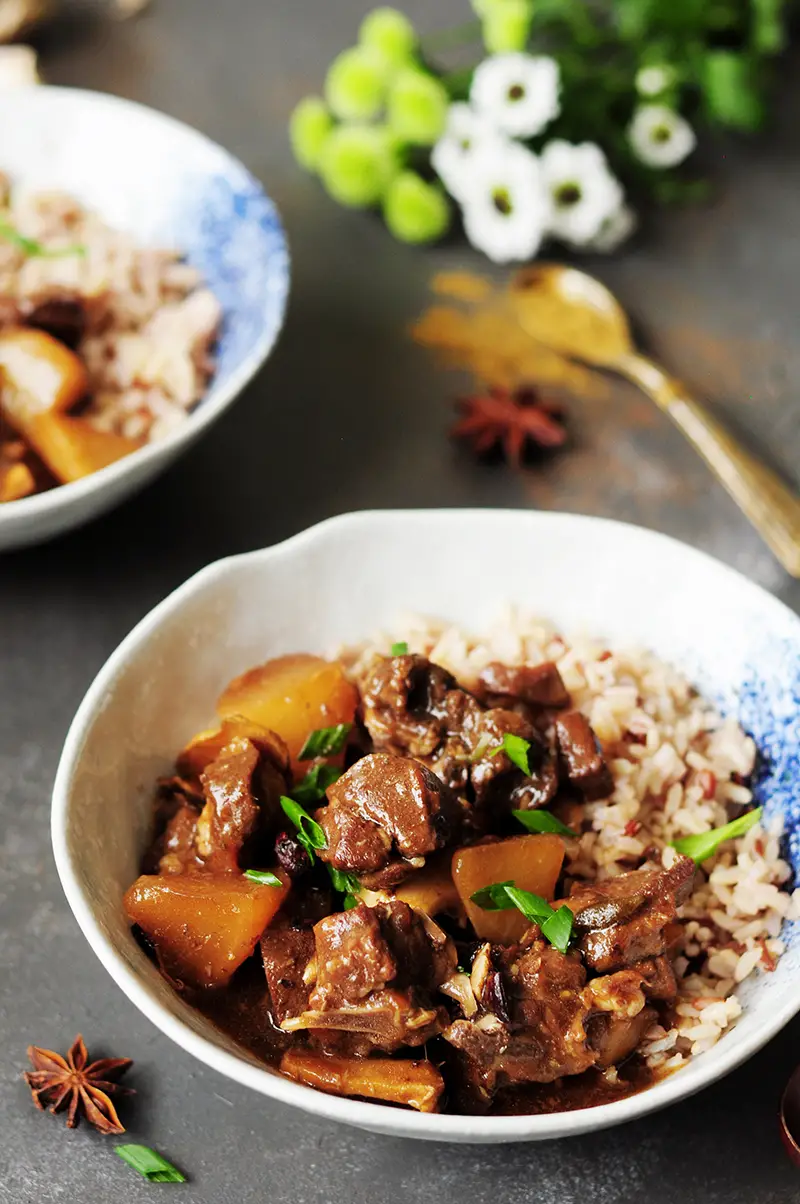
top-left (482, 0), bottom-right (533, 53)
top-left (325, 46), bottom-right (389, 121)
top-left (319, 124), bottom-right (398, 208)
top-left (359, 7), bottom-right (417, 68)
top-left (386, 68), bottom-right (448, 146)
top-left (288, 96), bottom-right (334, 172)
top-left (383, 171), bottom-right (450, 243)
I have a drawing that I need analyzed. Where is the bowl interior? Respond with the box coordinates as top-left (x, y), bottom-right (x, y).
top-left (0, 86), bottom-right (288, 458)
top-left (54, 510), bottom-right (800, 1140)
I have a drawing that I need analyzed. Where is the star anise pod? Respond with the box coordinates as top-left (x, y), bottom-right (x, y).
top-left (23, 1035), bottom-right (134, 1134)
top-left (451, 385), bottom-right (568, 466)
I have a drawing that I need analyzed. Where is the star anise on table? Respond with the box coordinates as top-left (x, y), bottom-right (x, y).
top-left (23, 1035), bottom-right (134, 1134)
top-left (451, 385), bottom-right (568, 466)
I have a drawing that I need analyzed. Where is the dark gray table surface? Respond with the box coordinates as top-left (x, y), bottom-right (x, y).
top-left (2, 1), bottom-right (800, 1200)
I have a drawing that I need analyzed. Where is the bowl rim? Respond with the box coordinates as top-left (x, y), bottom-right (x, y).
top-left (0, 85), bottom-right (290, 522)
top-left (51, 509), bottom-right (800, 1141)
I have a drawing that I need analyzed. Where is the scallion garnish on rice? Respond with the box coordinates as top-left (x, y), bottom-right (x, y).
top-left (671, 806), bottom-right (763, 864)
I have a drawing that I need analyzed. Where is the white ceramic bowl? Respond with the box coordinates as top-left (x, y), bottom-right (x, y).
top-left (0, 87), bottom-right (289, 551)
top-left (52, 510), bottom-right (800, 1142)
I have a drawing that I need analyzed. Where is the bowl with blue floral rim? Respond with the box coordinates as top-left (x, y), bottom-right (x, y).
top-left (0, 85), bottom-right (289, 551)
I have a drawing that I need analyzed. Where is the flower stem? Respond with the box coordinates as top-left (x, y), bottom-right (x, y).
top-left (420, 20), bottom-right (482, 54)
top-left (441, 65), bottom-right (478, 99)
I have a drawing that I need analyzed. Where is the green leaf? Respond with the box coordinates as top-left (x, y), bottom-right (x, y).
top-left (244, 869), bottom-right (283, 887)
top-left (752, 0), bottom-right (785, 53)
top-left (292, 763), bottom-right (342, 805)
top-left (343, 893), bottom-right (359, 909)
top-left (671, 806), bottom-right (762, 864)
top-left (470, 880), bottom-right (516, 910)
top-left (390, 641), bottom-right (409, 655)
top-left (328, 865), bottom-right (362, 896)
top-left (512, 808), bottom-right (576, 837)
top-left (0, 221), bottom-right (86, 259)
top-left (488, 732), bottom-right (531, 775)
top-left (115, 1145), bottom-right (186, 1183)
top-left (298, 723), bottom-right (352, 761)
top-left (280, 795), bottom-right (328, 858)
top-left (540, 904), bottom-right (574, 954)
top-left (503, 885), bottom-right (554, 925)
top-left (702, 50), bottom-right (764, 130)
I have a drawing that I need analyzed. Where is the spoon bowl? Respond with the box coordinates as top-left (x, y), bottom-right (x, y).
top-left (510, 264), bottom-right (634, 366)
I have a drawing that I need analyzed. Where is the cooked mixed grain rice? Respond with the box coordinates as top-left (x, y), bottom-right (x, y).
top-left (342, 606), bottom-right (799, 1070)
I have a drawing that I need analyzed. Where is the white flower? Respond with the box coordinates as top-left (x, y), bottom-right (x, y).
top-left (470, 53), bottom-right (560, 138)
top-left (635, 65), bottom-right (675, 98)
top-left (539, 140), bottom-right (624, 247)
top-left (460, 140), bottom-right (548, 263)
top-left (628, 104), bottom-right (696, 168)
top-left (587, 204), bottom-right (637, 253)
top-left (431, 102), bottom-right (507, 202)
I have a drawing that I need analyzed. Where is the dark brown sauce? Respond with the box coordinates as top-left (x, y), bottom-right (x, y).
top-left (186, 957), bottom-right (661, 1116)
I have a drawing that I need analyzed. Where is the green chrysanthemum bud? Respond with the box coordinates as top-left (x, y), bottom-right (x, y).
top-left (325, 46), bottom-right (390, 121)
top-left (383, 171), bottom-right (450, 243)
top-left (482, 0), bottom-right (533, 53)
top-left (288, 96), bottom-right (334, 172)
top-left (386, 68), bottom-right (448, 146)
top-left (319, 124), bottom-right (398, 208)
top-left (359, 7), bottom-right (417, 68)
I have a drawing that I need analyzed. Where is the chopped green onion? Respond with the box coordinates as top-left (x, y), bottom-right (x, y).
top-left (328, 865), bottom-right (361, 896)
top-left (244, 869), bottom-right (283, 887)
top-left (488, 732), bottom-right (531, 775)
top-left (280, 795), bottom-right (327, 859)
top-left (671, 806), bottom-right (763, 864)
top-left (0, 221), bottom-right (86, 259)
top-left (469, 880), bottom-right (516, 910)
top-left (470, 880), bottom-right (574, 953)
top-left (298, 723), bottom-right (352, 760)
top-left (292, 762), bottom-right (342, 804)
top-left (114, 1145), bottom-right (186, 1183)
top-left (512, 808), bottom-right (577, 837)
top-left (343, 893), bottom-right (359, 910)
top-left (390, 641), bottom-right (409, 655)
top-left (540, 904), bottom-right (575, 954)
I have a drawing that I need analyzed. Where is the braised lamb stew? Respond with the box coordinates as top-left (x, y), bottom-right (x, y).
top-left (125, 649), bottom-right (701, 1115)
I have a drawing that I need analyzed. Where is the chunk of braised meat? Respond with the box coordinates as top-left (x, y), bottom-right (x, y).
top-left (555, 711), bottom-right (613, 800)
top-left (315, 752), bottom-right (463, 888)
top-left (476, 661), bottom-right (571, 712)
top-left (359, 655), bottom-right (559, 819)
top-left (360, 654), bottom-right (458, 759)
top-left (586, 1007), bottom-right (658, 1069)
top-left (261, 930), bottom-right (315, 1025)
top-left (281, 901), bottom-right (455, 1052)
top-left (470, 707), bottom-right (558, 813)
top-left (197, 733), bottom-right (291, 873)
top-left (568, 856), bottom-right (696, 973)
top-left (143, 775), bottom-right (204, 874)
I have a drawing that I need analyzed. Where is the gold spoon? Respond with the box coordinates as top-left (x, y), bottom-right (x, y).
top-left (509, 264), bottom-right (800, 577)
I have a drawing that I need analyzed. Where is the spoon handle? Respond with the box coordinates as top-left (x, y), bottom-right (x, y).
top-left (617, 352), bottom-right (800, 577)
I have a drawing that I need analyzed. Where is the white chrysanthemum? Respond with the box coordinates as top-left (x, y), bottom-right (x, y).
top-left (431, 102), bottom-right (507, 202)
top-left (460, 140), bottom-right (548, 263)
top-left (587, 204), bottom-right (637, 253)
top-left (470, 53), bottom-right (560, 138)
top-left (628, 104), bottom-right (697, 168)
top-left (539, 140), bottom-right (624, 246)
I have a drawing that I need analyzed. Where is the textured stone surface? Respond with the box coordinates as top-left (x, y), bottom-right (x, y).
top-left (1, 1), bottom-right (799, 1200)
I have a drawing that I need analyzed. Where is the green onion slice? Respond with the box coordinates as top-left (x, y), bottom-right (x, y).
top-left (470, 880), bottom-right (574, 952)
top-left (292, 763), bottom-right (342, 804)
top-left (488, 732), bottom-right (531, 775)
top-left (512, 808), bottom-right (576, 837)
top-left (298, 723), bottom-right (352, 761)
top-left (115, 1145), bottom-right (186, 1183)
top-left (671, 806), bottom-right (762, 864)
top-left (390, 641), bottom-right (409, 655)
top-left (280, 795), bottom-right (327, 859)
top-left (244, 869), bottom-right (283, 887)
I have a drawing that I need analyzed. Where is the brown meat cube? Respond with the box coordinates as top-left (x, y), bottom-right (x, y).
top-left (142, 775), bottom-right (204, 874)
top-left (316, 753), bottom-right (462, 878)
top-left (555, 711), bottom-right (613, 799)
top-left (379, 898), bottom-right (457, 990)
top-left (586, 1007), bottom-right (657, 1069)
top-left (568, 857), bottom-right (695, 972)
top-left (444, 1016), bottom-right (510, 1111)
top-left (470, 707), bottom-right (558, 812)
top-left (476, 661), bottom-right (571, 710)
top-left (197, 734), bottom-right (289, 873)
top-left (360, 654), bottom-right (457, 758)
top-left (261, 930), bottom-right (315, 1025)
top-left (311, 904), bottom-right (396, 1009)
